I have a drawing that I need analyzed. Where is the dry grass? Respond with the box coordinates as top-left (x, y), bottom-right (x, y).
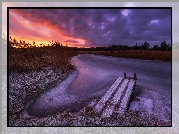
top-left (78, 51), bottom-right (119, 57)
top-left (9, 46), bottom-right (78, 73)
top-left (78, 50), bottom-right (171, 61)
top-left (9, 46), bottom-right (78, 125)
top-left (119, 50), bottom-right (171, 61)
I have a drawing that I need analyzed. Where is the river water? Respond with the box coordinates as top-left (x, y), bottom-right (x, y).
top-left (22, 54), bottom-right (171, 122)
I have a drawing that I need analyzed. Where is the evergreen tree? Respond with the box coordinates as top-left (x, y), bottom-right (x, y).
top-left (142, 42), bottom-right (150, 50)
top-left (160, 41), bottom-right (167, 50)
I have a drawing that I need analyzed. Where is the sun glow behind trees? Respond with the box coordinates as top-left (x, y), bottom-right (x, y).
top-left (9, 36), bottom-right (65, 48)
top-left (9, 34), bottom-right (86, 48)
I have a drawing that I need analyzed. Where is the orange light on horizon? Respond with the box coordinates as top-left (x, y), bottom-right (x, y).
top-left (9, 9), bottom-right (87, 48)
top-left (9, 34), bottom-right (86, 48)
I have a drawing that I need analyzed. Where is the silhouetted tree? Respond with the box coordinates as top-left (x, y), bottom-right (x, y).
top-left (152, 45), bottom-right (159, 50)
top-left (33, 41), bottom-right (35, 47)
top-left (133, 43), bottom-right (138, 50)
top-left (166, 44), bottom-right (171, 50)
top-left (20, 40), bottom-right (22, 44)
top-left (9, 36), bottom-right (12, 41)
top-left (160, 41), bottom-right (167, 50)
top-left (13, 38), bottom-right (16, 43)
top-left (142, 42), bottom-right (150, 50)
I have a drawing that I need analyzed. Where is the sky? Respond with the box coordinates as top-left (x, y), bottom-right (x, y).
top-left (9, 8), bottom-right (171, 48)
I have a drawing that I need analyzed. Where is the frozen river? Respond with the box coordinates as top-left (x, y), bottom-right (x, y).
top-left (23, 54), bottom-right (171, 121)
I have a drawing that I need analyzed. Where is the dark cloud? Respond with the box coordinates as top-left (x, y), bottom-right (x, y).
top-left (65, 39), bottom-right (79, 43)
top-left (10, 8), bottom-right (171, 47)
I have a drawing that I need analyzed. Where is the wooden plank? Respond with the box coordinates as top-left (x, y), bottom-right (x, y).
top-left (111, 79), bottom-right (129, 105)
top-left (102, 105), bottom-right (115, 118)
top-left (118, 79), bottom-right (135, 115)
top-left (101, 79), bottom-right (129, 118)
top-left (91, 73), bottom-right (136, 118)
top-left (88, 99), bottom-right (98, 107)
top-left (94, 77), bottom-right (123, 113)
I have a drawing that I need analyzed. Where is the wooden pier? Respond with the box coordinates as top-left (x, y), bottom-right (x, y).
top-left (89, 72), bottom-right (137, 118)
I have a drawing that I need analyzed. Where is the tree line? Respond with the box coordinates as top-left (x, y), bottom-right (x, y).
top-left (8, 36), bottom-right (173, 51)
top-left (75, 41), bottom-right (171, 51)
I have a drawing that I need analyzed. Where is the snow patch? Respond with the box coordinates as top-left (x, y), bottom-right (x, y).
top-left (129, 97), bottom-right (153, 114)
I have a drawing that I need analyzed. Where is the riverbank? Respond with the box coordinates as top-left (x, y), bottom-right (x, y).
top-left (9, 47), bottom-right (78, 125)
top-left (9, 52), bottom-right (171, 126)
top-left (77, 50), bottom-right (171, 62)
top-left (9, 46), bottom-right (171, 126)
top-left (10, 68), bottom-right (155, 126)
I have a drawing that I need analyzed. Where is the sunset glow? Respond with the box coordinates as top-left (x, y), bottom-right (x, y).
top-left (9, 8), bottom-right (171, 48)
top-left (9, 9), bottom-right (86, 47)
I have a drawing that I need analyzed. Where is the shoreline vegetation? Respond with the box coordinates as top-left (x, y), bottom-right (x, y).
top-left (77, 50), bottom-right (171, 61)
top-left (8, 37), bottom-right (172, 126)
top-left (9, 44), bottom-right (78, 126)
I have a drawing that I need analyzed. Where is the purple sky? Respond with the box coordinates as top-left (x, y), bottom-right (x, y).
top-left (9, 8), bottom-right (171, 47)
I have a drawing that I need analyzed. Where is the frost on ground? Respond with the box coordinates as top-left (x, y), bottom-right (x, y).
top-left (9, 54), bottom-right (171, 126)
top-left (111, 79), bottom-right (129, 105)
top-left (22, 70), bottom-right (79, 118)
top-left (118, 79), bottom-right (135, 115)
top-left (12, 99), bottom-right (171, 126)
top-left (94, 77), bottom-right (123, 113)
top-left (129, 96), bottom-right (171, 125)
top-left (9, 66), bottom-right (73, 125)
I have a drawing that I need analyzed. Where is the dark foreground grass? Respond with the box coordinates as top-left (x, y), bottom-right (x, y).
top-left (9, 46), bottom-right (78, 73)
top-left (78, 50), bottom-right (171, 61)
